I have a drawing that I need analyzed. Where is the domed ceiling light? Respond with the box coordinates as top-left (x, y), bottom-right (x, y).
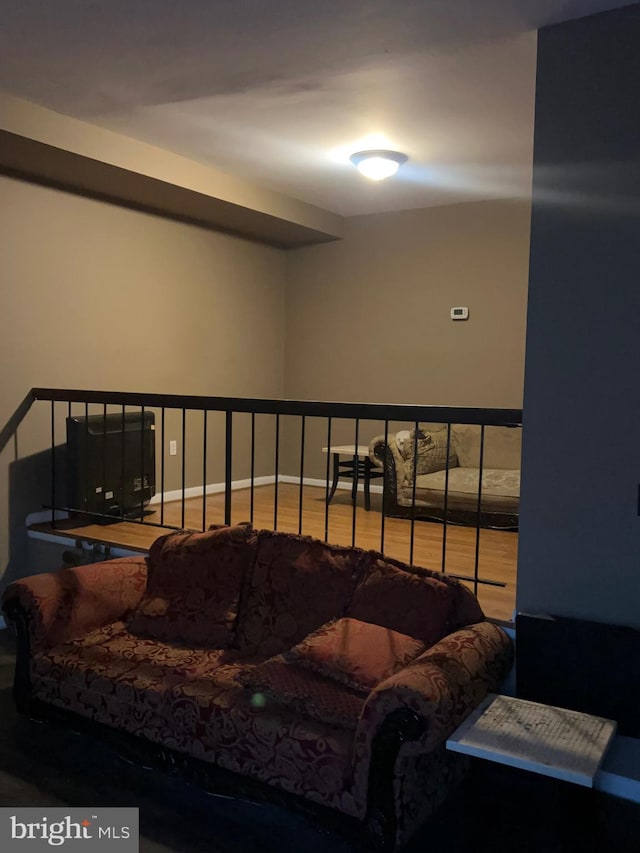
top-left (349, 149), bottom-right (408, 181)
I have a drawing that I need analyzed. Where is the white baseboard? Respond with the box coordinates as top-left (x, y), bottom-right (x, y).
top-left (279, 475), bottom-right (384, 495)
top-left (25, 479), bottom-right (277, 525)
top-left (25, 475), bottom-right (378, 528)
top-left (152, 475), bottom-right (381, 505)
top-left (150, 475), bottom-right (276, 505)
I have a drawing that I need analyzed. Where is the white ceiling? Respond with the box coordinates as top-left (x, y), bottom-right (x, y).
top-left (0, 0), bottom-right (631, 216)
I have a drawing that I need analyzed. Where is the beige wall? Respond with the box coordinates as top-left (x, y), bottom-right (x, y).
top-left (0, 176), bottom-right (285, 404)
top-left (0, 92), bottom-right (343, 245)
top-left (285, 198), bottom-right (530, 408)
top-left (282, 199), bottom-right (530, 477)
top-left (0, 174), bottom-right (286, 584)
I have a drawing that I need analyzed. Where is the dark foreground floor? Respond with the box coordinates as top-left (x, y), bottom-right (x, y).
top-left (0, 628), bottom-right (638, 853)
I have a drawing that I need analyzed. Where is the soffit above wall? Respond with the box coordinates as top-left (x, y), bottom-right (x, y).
top-left (0, 93), bottom-right (343, 248)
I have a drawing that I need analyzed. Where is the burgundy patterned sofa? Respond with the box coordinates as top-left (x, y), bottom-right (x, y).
top-left (2, 525), bottom-right (512, 850)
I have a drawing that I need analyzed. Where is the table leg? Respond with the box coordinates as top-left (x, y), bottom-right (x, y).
top-left (327, 454), bottom-right (340, 505)
top-left (465, 760), bottom-right (601, 853)
top-left (560, 780), bottom-right (599, 853)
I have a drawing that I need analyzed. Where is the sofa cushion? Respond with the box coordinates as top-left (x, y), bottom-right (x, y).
top-left (448, 580), bottom-right (486, 630)
top-left (347, 556), bottom-right (455, 647)
top-left (128, 524), bottom-right (256, 647)
top-left (415, 467), bottom-right (520, 498)
top-left (200, 686), bottom-right (358, 816)
top-left (30, 622), bottom-right (229, 749)
top-left (398, 478), bottom-right (519, 519)
top-left (367, 554), bottom-right (485, 632)
top-left (30, 621), bottom-right (274, 757)
top-left (287, 617), bottom-right (426, 693)
top-left (233, 530), bottom-right (367, 656)
top-left (237, 655), bottom-right (365, 730)
top-left (452, 425), bottom-right (521, 469)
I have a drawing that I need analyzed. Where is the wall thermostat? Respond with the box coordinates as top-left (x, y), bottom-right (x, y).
top-left (450, 307), bottom-right (469, 320)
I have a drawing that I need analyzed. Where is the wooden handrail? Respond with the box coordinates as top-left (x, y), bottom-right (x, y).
top-left (31, 388), bottom-right (522, 426)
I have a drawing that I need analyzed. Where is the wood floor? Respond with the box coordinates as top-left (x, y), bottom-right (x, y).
top-left (32, 483), bottom-right (517, 621)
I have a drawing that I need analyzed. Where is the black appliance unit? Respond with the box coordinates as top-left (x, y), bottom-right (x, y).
top-left (66, 411), bottom-right (155, 520)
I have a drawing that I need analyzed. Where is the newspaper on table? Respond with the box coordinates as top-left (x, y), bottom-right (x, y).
top-left (446, 693), bottom-right (617, 787)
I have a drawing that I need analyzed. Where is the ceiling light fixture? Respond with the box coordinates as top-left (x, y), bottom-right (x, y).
top-left (350, 149), bottom-right (408, 181)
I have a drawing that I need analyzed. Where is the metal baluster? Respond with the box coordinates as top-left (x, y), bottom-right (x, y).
top-left (409, 420), bottom-right (418, 565)
top-left (380, 419), bottom-right (389, 555)
top-left (273, 414), bottom-right (280, 531)
top-left (65, 399), bottom-right (71, 523)
top-left (180, 408), bottom-right (186, 530)
top-left (102, 403), bottom-right (108, 521)
top-left (83, 402), bottom-right (89, 516)
top-left (250, 413), bottom-right (256, 526)
top-left (202, 410), bottom-right (208, 531)
top-left (352, 418), bottom-right (359, 547)
top-left (474, 425), bottom-right (485, 597)
top-left (324, 417), bottom-right (332, 541)
top-left (441, 423), bottom-right (452, 574)
top-left (140, 406), bottom-right (146, 523)
top-left (224, 411), bottom-right (232, 525)
top-left (120, 405), bottom-right (126, 521)
top-left (298, 416), bottom-right (306, 535)
top-left (50, 401), bottom-right (56, 527)
top-left (160, 408), bottom-right (166, 527)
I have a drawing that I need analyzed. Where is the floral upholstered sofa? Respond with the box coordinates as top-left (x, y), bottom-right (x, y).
top-left (2, 524), bottom-right (512, 850)
top-left (370, 423), bottom-right (522, 529)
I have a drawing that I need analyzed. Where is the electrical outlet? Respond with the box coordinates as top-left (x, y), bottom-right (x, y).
top-left (169, 440), bottom-right (177, 456)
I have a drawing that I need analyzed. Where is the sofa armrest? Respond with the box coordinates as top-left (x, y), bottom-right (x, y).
top-left (368, 434), bottom-right (407, 508)
top-left (368, 435), bottom-right (387, 468)
top-left (351, 621), bottom-right (512, 816)
top-left (1, 556), bottom-right (148, 654)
